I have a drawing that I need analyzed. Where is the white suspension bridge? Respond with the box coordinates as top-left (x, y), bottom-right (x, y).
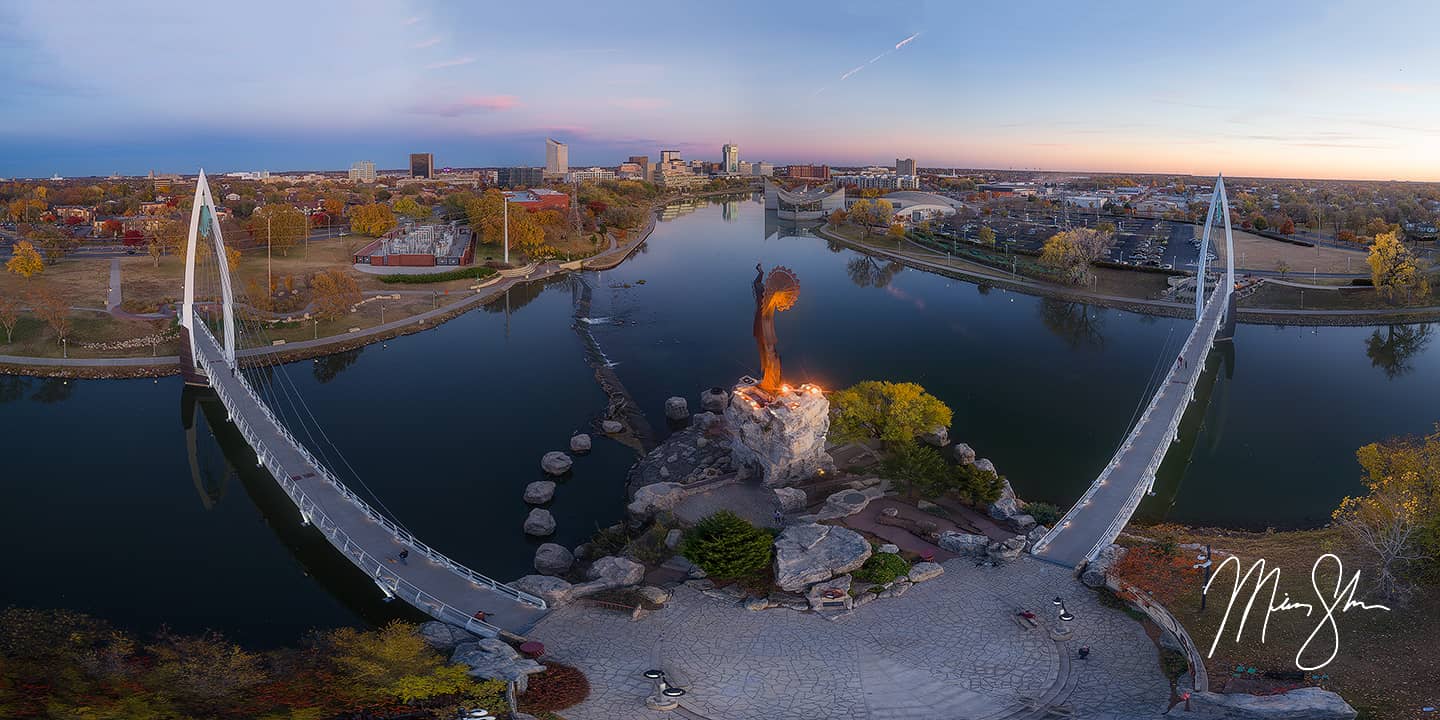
top-left (179, 171), bottom-right (547, 637)
top-left (1030, 175), bottom-right (1237, 568)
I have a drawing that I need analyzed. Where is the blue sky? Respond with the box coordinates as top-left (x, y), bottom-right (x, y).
top-left (3, 0), bottom-right (1438, 180)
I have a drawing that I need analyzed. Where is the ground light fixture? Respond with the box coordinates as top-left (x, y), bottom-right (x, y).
top-left (643, 670), bottom-right (687, 697)
top-left (1054, 596), bottom-right (1075, 622)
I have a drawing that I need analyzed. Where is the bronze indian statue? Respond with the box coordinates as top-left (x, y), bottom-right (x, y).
top-left (751, 264), bottom-right (800, 395)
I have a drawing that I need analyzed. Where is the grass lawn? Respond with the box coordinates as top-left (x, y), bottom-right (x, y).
top-left (1116, 525), bottom-right (1437, 720)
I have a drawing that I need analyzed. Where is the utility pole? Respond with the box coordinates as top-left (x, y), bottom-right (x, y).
top-left (266, 215), bottom-right (273, 294)
top-left (502, 195), bottom-right (510, 265)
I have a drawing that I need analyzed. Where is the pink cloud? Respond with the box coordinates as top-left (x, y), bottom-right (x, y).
top-left (412, 95), bottom-right (522, 116)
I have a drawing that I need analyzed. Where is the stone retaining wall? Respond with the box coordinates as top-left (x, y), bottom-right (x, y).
top-left (1105, 575), bottom-right (1209, 693)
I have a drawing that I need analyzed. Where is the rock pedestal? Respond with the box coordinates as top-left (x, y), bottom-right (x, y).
top-left (725, 379), bottom-right (832, 487)
top-left (541, 451), bottom-right (573, 476)
top-left (700, 386), bottom-right (729, 414)
top-left (664, 396), bottom-right (690, 421)
top-left (569, 433), bottom-right (592, 453)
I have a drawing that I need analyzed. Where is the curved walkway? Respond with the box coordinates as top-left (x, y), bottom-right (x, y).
top-left (529, 557), bottom-right (1169, 720)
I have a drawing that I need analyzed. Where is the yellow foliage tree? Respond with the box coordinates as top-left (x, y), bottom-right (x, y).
top-left (393, 196), bottom-right (428, 221)
top-left (30, 286), bottom-right (71, 344)
top-left (6, 240), bottom-right (44, 279)
top-left (829, 380), bottom-right (953, 446)
top-left (319, 621), bottom-right (492, 708)
top-left (1040, 227), bottom-right (1114, 285)
top-left (887, 222), bottom-right (906, 239)
top-left (250, 204), bottom-right (309, 256)
top-left (1334, 427), bottom-right (1440, 598)
top-left (1367, 230), bottom-right (1430, 304)
top-left (310, 269), bottom-right (362, 320)
top-left (464, 189), bottom-right (506, 245)
top-left (509, 208), bottom-right (548, 258)
top-left (351, 203), bottom-right (398, 237)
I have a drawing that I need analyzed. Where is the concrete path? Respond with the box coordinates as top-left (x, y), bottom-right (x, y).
top-left (106, 259), bottom-right (121, 312)
top-left (530, 556), bottom-right (1170, 720)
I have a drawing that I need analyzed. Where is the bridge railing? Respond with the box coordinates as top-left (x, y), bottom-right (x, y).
top-left (1031, 282), bottom-right (1231, 563)
top-left (192, 324), bottom-right (547, 624)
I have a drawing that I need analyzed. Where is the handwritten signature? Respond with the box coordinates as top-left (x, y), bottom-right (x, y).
top-left (1202, 553), bottom-right (1391, 671)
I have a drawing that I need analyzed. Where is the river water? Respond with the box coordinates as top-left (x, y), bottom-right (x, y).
top-left (1, 194), bottom-right (1434, 645)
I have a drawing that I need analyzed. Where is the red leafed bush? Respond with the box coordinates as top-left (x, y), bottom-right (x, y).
top-left (517, 661), bottom-right (590, 713)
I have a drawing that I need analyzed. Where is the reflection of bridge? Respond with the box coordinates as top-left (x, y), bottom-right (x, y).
top-left (1030, 176), bottom-right (1236, 568)
top-left (179, 171), bottom-right (547, 637)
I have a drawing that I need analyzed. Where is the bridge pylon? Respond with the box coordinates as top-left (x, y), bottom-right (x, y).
top-left (1195, 174), bottom-right (1237, 342)
top-left (179, 170), bottom-right (238, 386)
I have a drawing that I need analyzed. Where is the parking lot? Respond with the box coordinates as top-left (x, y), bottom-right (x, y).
top-left (945, 214), bottom-right (1212, 270)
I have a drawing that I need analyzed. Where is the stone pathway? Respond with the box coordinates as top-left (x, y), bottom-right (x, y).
top-left (529, 556), bottom-right (1170, 720)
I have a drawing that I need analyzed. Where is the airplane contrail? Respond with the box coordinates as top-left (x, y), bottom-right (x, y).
top-left (839, 33), bottom-right (920, 81)
top-left (895, 32), bottom-right (919, 49)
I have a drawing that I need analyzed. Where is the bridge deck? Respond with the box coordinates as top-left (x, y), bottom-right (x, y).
top-left (1031, 284), bottom-right (1230, 568)
top-left (192, 324), bottom-right (548, 637)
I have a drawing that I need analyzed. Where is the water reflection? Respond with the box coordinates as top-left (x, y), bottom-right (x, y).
top-left (29, 377), bottom-right (74, 403)
top-left (1364, 324), bottom-right (1432, 379)
top-left (0, 375), bottom-right (30, 403)
top-left (312, 347), bottom-right (363, 384)
top-left (1039, 299), bottom-right (1108, 350)
top-left (845, 255), bottom-right (904, 289)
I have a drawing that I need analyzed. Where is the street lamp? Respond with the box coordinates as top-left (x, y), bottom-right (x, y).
top-left (643, 670), bottom-right (686, 698)
top-left (1193, 545), bottom-right (1214, 612)
top-left (1053, 596), bottom-right (1074, 622)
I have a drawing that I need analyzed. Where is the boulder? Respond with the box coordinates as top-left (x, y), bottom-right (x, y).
top-left (1081, 543), bottom-right (1129, 588)
top-left (773, 523), bottom-right (872, 592)
top-left (627, 481), bottom-right (686, 521)
top-left (1024, 525), bottom-right (1050, 551)
top-left (523, 508), bottom-right (556, 536)
top-left (569, 433), bottom-right (592, 453)
top-left (601, 419), bottom-right (624, 434)
top-left (452, 638), bottom-right (545, 693)
top-left (511, 574), bottom-right (574, 606)
top-left (1186, 687), bottom-right (1356, 720)
top-left (664, 528), bottom-right (683, 550)
top-left (938, 531), bottom-right (991, 557)
top-left (952, 443), bottom-right (977, 464)
top-left (877, 580), bottom-right (913, 599)
top-left (877, 543), bottom-right (900, 554)
top-left (417, 621), bottom-right (472, 653)
top-left (773, 486), bottom-right (809, 513)
top-left (700, 386), bottom-right (729, 414)
top-left (988, 496), bottom-right (1021, 521)
top-left (812, 487), bottom-right (883, 521)
top-left (636, 585), bottom-right (671, 605)
top-left (743, 595), bottom-right (771, 611)
top-left (664, 396), bottom-right (690, 421)
top-left (587, 555), bottom-right (646, 588)
top-left (920, 426), bottom-right (949, 447)
top-left (806, 574), bottom-right (854, 611)
top-left (974, 458), bottom-right (998, 476)
top-left (1011, 513), bottom-right (1037, 532)
top-left (523, 480), bottom-right (556, 505)
top-left (907, 561), bottom-right (944, 583)
top-left (541, 451), bottom-right (573, 476)
top-left (533, 543), bottom-right (574, 576)
top-left (693, 411), bottom-right (722, 431)
top-left (986, 535), bottom-right (1027, 564)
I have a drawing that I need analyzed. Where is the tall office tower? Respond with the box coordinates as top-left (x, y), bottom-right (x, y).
top-left (896, 158), bottom-right (917, 176)
top-left (410, 153), bottom-right (434, 179)
top-left (349, 160), bottom-right (376, 182)
top-left (660, 149), bottom-right (681, 163)
top-left (628, 155), bottom-right (650, 182)
top-left (722, 143), bottom-right (739, 174)
top-left (545, 138), bottom-right (568, 175)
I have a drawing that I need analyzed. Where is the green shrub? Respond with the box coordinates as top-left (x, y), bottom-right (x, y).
top-left (882, 440), bottom-right (950, 499)
top-left (1159, 649), bottom-right (1189, 680)
top-left (680, 510), bottom-right (774, 582)
top-left (955, 463), bottom-right (1005, 507)
top-left (1028, 502), bottom-right (1061, 526)
top-left (377, 266), bottom-right (496, 284)
top-left (852, 551), bottom-right (910, 585)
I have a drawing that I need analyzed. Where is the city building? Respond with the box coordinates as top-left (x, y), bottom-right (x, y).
top-left (410, 153), bottom-right (434, 179)
top-left (722, 143), bottom-right (740, 174)
top-left (627, 155), bottom-right (650, 182)
top-left (617, 162), bottom-right (645, 180)
top-left (784, 164), bottom-right (830, 182)
top-left (353, 222), bottom-right (474, 267)
top-left (751, 162), bottom-right (774, 177)
top-left (499, 166), bottom-right (544, 187)
top-left (896, 158), bottom-right (916, 176)
top-left (660, 149), bottom-right (681, 163)
top-left (349, 161), bottom-right (376, 182)
top-left (545, 138), bottom-right (568, 177)
top-left (763, 180), bottom-right (845, 220)
top-left (566, 167), bottom-right (616, 183)
top-left (503, 188), bottom-right (570, 211)
top-left (655, 166), bottom-right (709, 190)
top-left (52, 205), bottom-right (93, 222)
top-left (833, 173), bottom-right (919, 191)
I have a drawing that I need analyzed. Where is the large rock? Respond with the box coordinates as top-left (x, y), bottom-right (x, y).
top-left (601, 419), bottom-right (624, 434)
top-left (1186, 687), bottom-right (1356, 720)
top-left (523, 508), bottom-right (556, 536)
top-left (512, 574), bottom-right (574, 606)
top-left (664, 396), bottom-right (690, 421)
top-left (586, 555), bottom-right (645, 588)
top-left (806, 574), bottom-right (854, 611)
top-left (1024, 525), bottom-right (1050, 551)
top-left (974, 458), bottom-right (998, 476)
top-left (725, 383), bottom-right (832, 486)
top-left (626, 481), bottom-right (686, 521)
top-left (1081, 543), bottom-right (1129, 588)
top-left (811, 487), bottom-right (883, 521)
top-left (773, 523), bottom-right (872, 592)
top-left (1011, 513), bottom-right (1037, 532)
top-left (920, 426), bottom-right (949, 447)
top-left (907, 561), bottom-right (945, 583)
top-left (533, 543), bottom-right (574, 576)
top-left (417, 621), bottom-right (472, 653)
top-left (773, 486), bottom-right (808, 513)
top-left (938, 531), bottom-right (991, 557)
top-left (523, 480), bottom-right (556, 504)
top-left (952, 443), bottom-right (977, 464)
top-left (986, 535), bottom-right (1027, 564)
top-left (699, 386), bottom-right (729, 414)
top-left (541, 451), bottom-right (573, 476)
top-left (569, 433), bottom-right (592, 453)
top-left (988, 496), bottom-right (1021, 521)
top-left (452, 638), bottom-right (546, 693)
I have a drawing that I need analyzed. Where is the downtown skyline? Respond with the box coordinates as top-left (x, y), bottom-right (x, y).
top-left (3, 0), bottom-right (1440, 181)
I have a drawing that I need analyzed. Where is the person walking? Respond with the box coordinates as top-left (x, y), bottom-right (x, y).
top-left (1078, 646), bottom-right (1091, 660)
top-left (398, 549), bottom-right (409, 565)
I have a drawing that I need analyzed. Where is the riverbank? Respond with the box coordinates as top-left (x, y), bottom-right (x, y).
top-left (818, 225), bottom-right (1440, 327)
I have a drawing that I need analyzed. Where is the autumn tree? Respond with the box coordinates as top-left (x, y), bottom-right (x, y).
top-left (1333, 428), bottom-right (1440, 599)
top-left (464, 189), bottom-right (507, 244)
top-left (393, 195), bottom-right (428, 221)
top-left (351, 202), bottom-right (397, 237)
top-left (31, 286), bottom-right (71, 344)
top-left (322, 192), bottom-right (346, 217)
top-left (1279, 217), bottom-right (1296, 234)
top-left (25, 224), bottom-right (74, 264)
top-left (887, 222), bottom-right (906, 239)
top-left (1367, 230), bottom-right (1430, 304)
top-left (829, 380), bottom-right (952, 446)
top-left (317, 621), bottom-right (488, 708)
top-left (977, 225), bottom-right (996, 247)
top-left (149, 218), bottom-right (186, 267)
top-left (509, 208), bottom-right (547, 258)
top-left (1040, 227), bottom-right (1114, 285)
top-left (250, 204), bottom-right (309, 256)
top-left (144, 632), bottom-right (266, 716)
top-left (101, 218), bottom-right (123, 237)
top-left (827, 208), bottom-right (847, 227)
top-left (848, 199), bottom-right (876, 238)
top-left (6, 240), bottom-right (44, 279)
top-left (311, 269), bottom-right (362, 320)
top-left (0, 294), bottom-right (19, 343)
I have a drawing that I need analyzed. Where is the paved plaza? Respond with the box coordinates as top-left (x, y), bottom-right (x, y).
top-left (529, 556), bottom-right (1170, 720)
